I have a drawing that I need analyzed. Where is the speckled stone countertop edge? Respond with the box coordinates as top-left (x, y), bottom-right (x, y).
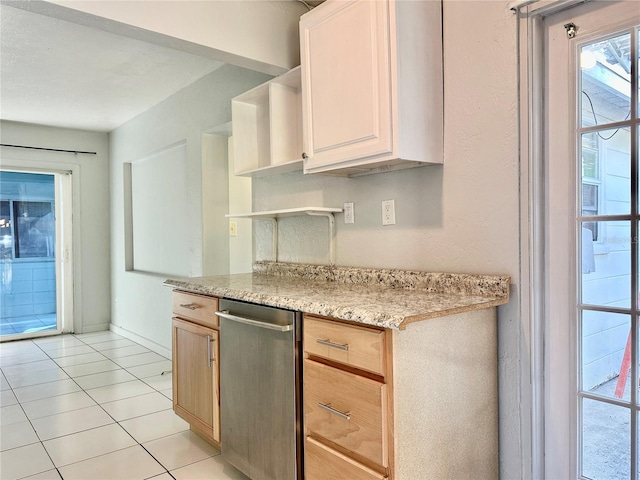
top-left (164, 263), bottom-right (510, 331)
top-left (164, 279), bottom-right (404, 329)
top-left (400, 297), bottom-right (511, 326)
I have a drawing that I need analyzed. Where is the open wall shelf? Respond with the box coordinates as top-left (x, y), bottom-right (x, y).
top-left (226, 207), bottom-right (342, 265)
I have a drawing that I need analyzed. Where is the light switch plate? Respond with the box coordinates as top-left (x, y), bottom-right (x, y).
top-left (344, 202), bottom-right (354, 224)
top-left (229, 220), bottom-right (238, 237)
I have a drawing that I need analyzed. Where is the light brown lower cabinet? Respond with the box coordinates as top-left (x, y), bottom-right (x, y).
top-left (303, 309), bottom-right (499, 480)
top-left (304, 314), bottom-right (391, 479)
top-left (171, 292), bottom-right (220, 445)
top-left (305, 436), bottom-right (387, 480)
top-left (169, 293), bottom-right (499, 479)
top-left (304, 359), bottom-right (387, 467)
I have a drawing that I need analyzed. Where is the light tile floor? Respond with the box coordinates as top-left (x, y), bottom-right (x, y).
top-left (0, 331), bottom-right (249, 480)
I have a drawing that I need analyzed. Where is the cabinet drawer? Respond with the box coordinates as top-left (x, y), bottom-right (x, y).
top-left (305, 436), bottom-right (387, 480)
top-left (172, 291), bottom-right (219, 329)
top-left (304, 316), bottom-right (385, 375)
top-left (304, 359), bottom-right (387, 467)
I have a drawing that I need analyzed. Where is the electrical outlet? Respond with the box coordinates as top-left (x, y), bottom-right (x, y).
top-left (382, 199), bottom-right (396, 226)
top-left (344, 202), bottom-right (354, 224)
top-left (229, 220), bottom-right (238, 237)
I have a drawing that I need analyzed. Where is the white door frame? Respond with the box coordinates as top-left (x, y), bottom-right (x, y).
top-left (517, 5), bottom-right (572, 477)
top-left (517, 1), bottom-right (638, 477)
top-left (56, 171), bottom-right (74, 334)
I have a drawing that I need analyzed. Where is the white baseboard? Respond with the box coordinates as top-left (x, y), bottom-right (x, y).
top-left (78, 322), bottom-right (111, 334)
top-left (109, 324), bottom-right (172, 359)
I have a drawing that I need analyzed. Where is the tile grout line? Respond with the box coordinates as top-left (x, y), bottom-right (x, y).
top-left (4, 339), bottom-right (61, 479)
top-left (1, 333), bottom-right (178, 479)
top-left (33, 336), bottom-right (124, 480)
top-left (2, 332), bottom-right (216, 476)
top-left (62, 334), bottom-right (184, 479)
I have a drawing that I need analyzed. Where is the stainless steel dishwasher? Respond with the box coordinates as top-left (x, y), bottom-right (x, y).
top-left (216, 299), bottom-right (302, 480)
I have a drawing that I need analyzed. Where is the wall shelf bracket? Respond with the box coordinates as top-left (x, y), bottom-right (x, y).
top-left (306, 210), bottom-right (336, 265)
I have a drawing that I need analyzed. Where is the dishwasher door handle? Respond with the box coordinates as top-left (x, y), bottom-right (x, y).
top-left (215, 310), bottom-right (293, 332)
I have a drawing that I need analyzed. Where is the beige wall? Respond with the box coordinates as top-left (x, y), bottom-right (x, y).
top-left (252, 2), bottom-right (525, 477)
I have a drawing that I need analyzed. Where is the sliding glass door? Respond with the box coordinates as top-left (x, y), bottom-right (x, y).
top-left (0, 170), bottom-right (72, 339)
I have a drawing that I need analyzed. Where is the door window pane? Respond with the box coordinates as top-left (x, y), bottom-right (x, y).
top-left (581, 127), bottom-right (630, 219)
top-left (581, 311), bottom-right (631, 401)
top-left (13, 201), bottom-right (54, 258)
top-left (581, 221), bottom-right (631, 308)
top-left (582, 398), bottom-right (630, 480)
top-left (581, 33), bottom-right (631, 128)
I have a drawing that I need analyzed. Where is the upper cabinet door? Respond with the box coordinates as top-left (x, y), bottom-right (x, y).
top-left (300, 0), bottom-right (393, 171)
top-left (300, 0), bottom-right (443, 176)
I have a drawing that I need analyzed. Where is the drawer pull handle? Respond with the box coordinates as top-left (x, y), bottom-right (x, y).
top-left (318, 402), bottom-right (351, 421)
top-left (179, 303), bottom-right (199, 310)
top-left (316, 338), bottom-right (349, 351)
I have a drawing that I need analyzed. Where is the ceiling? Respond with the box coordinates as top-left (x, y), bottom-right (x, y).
top-left (0, 3), bottom-right (225, 132)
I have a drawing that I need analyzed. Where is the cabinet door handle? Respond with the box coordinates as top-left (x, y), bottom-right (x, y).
top-left (316, 338), bottom-right (349, 351)
top-left (302, 152), bottom-right (308, 159)
top-left (207, 335), bottom-right (215, 367)
top-left (179, 303), bottom-right (199, 310)
top-left (318, 402), bottom-right (350, 421)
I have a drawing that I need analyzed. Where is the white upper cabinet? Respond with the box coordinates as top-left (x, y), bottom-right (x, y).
top-left (299, 0), bottom-right (443, 176)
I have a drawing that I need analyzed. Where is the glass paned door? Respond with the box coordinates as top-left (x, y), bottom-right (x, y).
top-left (0, 171), bottom-right (65, 338)
top-left (577, 26), bottom-right (638, 480)
top-left (544, 3), bottom-right (640, 478)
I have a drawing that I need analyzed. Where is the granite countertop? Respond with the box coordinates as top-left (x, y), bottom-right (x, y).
top-left (164, 262), bottom-right (511, 330)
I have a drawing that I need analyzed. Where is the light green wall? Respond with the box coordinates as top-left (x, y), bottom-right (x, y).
top-left (108, 65), bottom-right (270, 353)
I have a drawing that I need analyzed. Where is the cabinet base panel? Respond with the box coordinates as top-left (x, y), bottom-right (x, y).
top-left (392, 309), bottom-right (498, 479)
top-left (189, 424), bottom-right (221, 449)
top-left (173, 406), bottom-right (220, 448)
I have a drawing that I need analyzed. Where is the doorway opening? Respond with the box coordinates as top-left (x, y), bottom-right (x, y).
top-left (576, 27), bottom-right (637, 479)
top-left (538, 2), bottom-right (639, 478)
